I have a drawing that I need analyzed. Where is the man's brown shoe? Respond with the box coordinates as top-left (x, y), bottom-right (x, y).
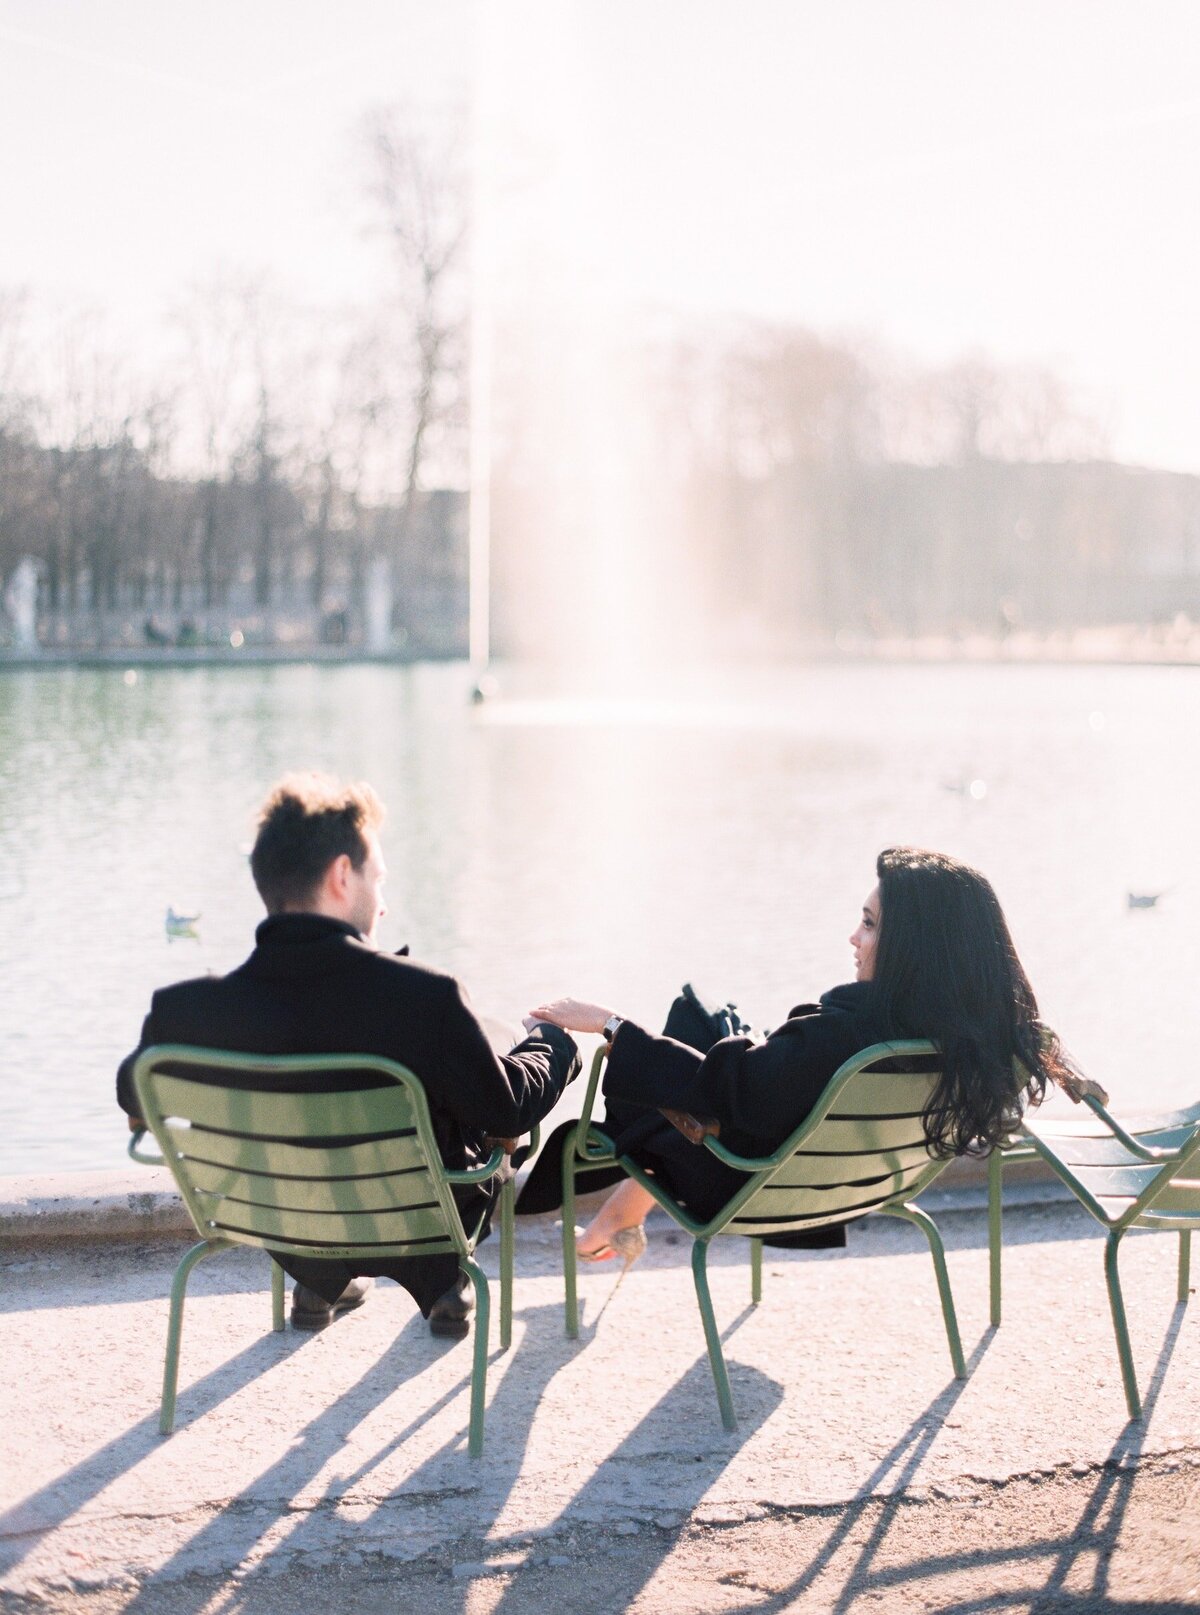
top-left (428, 1273), bottom-right (474, 1338)
top-left (291, 1277), bottom-right (373, 1331)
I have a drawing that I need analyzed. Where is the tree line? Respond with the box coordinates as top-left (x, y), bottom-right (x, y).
top-left (0, 110), bottom-right (468, 651)
top-left (3, 100), bottom-right (1197, 658)
top-left (492, 316), bottom-right (1200, 661)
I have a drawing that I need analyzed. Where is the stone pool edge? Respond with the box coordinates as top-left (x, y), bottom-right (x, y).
top-left (0, 1154), bottom-right (1064, 1247)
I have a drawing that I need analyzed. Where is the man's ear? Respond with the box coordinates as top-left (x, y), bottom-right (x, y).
top-left (325, 853), bottom-right (353, 902)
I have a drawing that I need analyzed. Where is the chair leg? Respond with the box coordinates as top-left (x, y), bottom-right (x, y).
top-left (1179, 1230), bottom-right (1192, 1304)
top-left (461, 1257), bottom-right (491, 1458)
top-left (884, 1203), bottom-right (966, 1379)
top-left (498, 1177), bottom-right (515, 1351)
top-left (271, 1259), bottom-right (285, 1332)
top-left (988, 1148), bottom-right (1003, 1326)
top-left (160, 1238), bottom-right (230, 1436)
top-left (750, 1237), bottom-right (763, 1304)
top-left (692, 1240), bottom-right (736, 1430)
top-left (562, 1125), bottom-right (580, 1339)
top-left (1104, 1231), bottom-right (1141, 1419)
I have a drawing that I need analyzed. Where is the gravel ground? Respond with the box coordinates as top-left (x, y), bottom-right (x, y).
top-left (3, 1198), bottom-right (1198, 1613)
top-left (4, 1464), bottom-right (1198, 1614)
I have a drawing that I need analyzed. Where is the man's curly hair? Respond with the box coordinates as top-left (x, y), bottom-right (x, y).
top-left (249, 773), bottom-right (384, 914)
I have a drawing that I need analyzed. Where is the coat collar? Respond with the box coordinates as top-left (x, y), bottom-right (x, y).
top-left (818, 980), bottom-right (876, 1013)
top-left (255, 913), bottom-right (363, 947)
top-left (241, 913), bottom-right (410, 977)
top-left (776, 980), bottom-right (880, 1032)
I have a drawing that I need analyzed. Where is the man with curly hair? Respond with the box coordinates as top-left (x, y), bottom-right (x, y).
top-left (117, 773), bottom-right (579, 1337)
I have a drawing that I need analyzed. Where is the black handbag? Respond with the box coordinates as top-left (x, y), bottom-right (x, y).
top-left (662, 983), bottom-right (753, 1054)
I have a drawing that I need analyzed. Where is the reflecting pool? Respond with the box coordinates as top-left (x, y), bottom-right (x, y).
top-left (1, 658), bottom-right (1195, 1172)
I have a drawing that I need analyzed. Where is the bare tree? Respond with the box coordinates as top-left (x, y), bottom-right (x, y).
top-left (175, 274), bottom-right (305, 621)
top-left (175, 276), bottom-right (255, 612)
top-left (294, 311), bottom-right (394, 625)
top-left (0, 291), bottom-right (38, 602)
top-left (361, 106), bottom-right (469, 548)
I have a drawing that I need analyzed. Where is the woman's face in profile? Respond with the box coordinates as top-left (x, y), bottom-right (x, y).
top-left (850, 885), bottom-right (881, 981)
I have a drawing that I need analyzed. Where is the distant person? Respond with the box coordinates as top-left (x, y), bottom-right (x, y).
top-left (117, 774), bottom-right (579, 1335)
top-left (523, 847), bottom-right (1097, 1266)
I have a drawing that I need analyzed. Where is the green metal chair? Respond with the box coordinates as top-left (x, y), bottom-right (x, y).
top-left (987, 1095), bottom-right (1200, 1418)
top-left (561, 1041), bottom-right (966, 1430)
top-left (130, 1045), bottom-right (534, 1455)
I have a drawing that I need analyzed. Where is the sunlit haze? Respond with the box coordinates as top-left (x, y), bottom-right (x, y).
top-left (2, 0), bottom-right (1198, 469)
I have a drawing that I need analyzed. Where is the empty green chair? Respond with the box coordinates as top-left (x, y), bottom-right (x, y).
top-left (988, 1095), bottom-right (1200, 1418)
top-left (131, 1045), bottom-right (532, 1455)
top-left (561, 1041), bottom-right (965, 1429)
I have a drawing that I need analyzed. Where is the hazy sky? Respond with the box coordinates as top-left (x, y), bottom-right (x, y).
top-left (2, 0), bottom-right (1198, 470)
top-left (0, 0), bottom-right (467, 312)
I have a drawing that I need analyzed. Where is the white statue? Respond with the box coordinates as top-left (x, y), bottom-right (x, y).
top-left (3, 556), bottom-right (39, 652)
top-left (365, 554), bottom-right (393, 653)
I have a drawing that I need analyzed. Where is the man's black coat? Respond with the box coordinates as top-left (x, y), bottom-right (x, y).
top-left (117, 913), bottom-right (579, 1312)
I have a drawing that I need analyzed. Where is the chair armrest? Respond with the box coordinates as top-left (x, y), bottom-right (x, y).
top-left (1079, 1093), bottom-right (1192, 1163)
top-left (702, 1136), bottom-right (793, 1172)
top-left (574, 1046), bottom-right (614, 1162)
top-left (445, 1143), bottom-right (508, 1184)
top-left (445, 1120), bottom-right (543, 1186)
top-left (127, 1127), bottom-right (165, 1166)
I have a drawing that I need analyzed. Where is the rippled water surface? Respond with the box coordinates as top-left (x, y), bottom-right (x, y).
top-left (2, 659), bottom-right (1197, 1174)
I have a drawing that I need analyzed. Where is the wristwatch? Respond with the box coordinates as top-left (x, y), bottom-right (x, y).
top-left (602, 1014), bottom-right (624, 1044)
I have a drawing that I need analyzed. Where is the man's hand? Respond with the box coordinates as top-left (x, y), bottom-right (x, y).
top-left (485, 1135), bottom-right (521, 1155)
top-left (527, 998), bottom-right (616, 1036)
top-left (127, 1115), bottom-right (145, 1133)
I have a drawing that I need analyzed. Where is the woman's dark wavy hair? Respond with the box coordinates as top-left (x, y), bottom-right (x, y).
top-left (871, 846), bottom-right (1074, 1158)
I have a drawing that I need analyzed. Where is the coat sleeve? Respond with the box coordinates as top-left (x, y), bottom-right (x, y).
top-left (433, 980), bottom-right (580, 1137)
top-left (604, 1016), bottom-right (850, 1148)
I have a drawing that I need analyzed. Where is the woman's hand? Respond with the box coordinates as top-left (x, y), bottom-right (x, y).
top-left (528, 997), bottom-right (616, 1036)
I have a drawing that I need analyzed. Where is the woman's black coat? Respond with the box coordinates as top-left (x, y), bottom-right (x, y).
top-left (519, 982), bottom-right (891, 1240)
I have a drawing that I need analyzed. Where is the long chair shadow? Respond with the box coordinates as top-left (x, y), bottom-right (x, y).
top-left (1015, 1298), bottom-right (1188, 1612)
top-left (137, 1299), bottom-right (783, 1615)
top-left (482, 1356), bottom-right (785, 1615)
top-left (120, 1299), bottom-right (570, 1613)
top-left (736, 1302), bottom-right (1187, 1615)
top-left (702, 1328), bottom-right (997, 1615)
top-left (0, 1324), bottom-right (318, 1573)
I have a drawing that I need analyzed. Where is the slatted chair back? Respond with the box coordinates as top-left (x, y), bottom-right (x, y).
top-left (132, 1045), bottom-right (516, 1454)
top-left (711, 1043), bottom-right (945, 1240)
top-left (133, 1046), bottom-right (474, 1261)
top-left (1023, 1099), bottom-right (1200, 1235)
top-left (562, 1039), bottom-right (967, 1431)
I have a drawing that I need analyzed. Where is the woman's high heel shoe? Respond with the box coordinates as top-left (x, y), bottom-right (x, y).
top-left (576, 1224), bottom-right (648, 1269)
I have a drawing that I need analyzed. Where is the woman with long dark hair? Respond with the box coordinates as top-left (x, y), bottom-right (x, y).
top-left (527, 846), bottom-right (1090, 1265)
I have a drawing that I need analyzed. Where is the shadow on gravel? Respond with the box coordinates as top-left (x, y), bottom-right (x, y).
top-left (115, 1295), bottom-right (783, 1615)
top-left (730, 1329), bottom-right (996, 1615)
top-left (480, 1358), bottom-right (784, 1615)
top-left (0, 1318), bottom-right (335, 1577)
top-left (116, 1298), bottom-right (605, 1613)
top-left (738, 1301), bottom-right (1191, 1614)
top-left (113, 1297), bottom-right (508, 1615)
